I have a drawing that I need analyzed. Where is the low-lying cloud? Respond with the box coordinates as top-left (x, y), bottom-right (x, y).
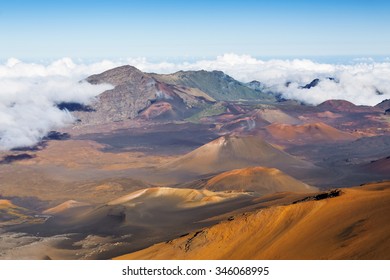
top-left (1, 54), bottom-right (389, 150)
top-left (0, 58), bottom-right (113, 150)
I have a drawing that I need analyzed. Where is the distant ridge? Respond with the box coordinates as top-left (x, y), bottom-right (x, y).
top-left (78, 65), bottom-right (213, 124)
top-left (317, 99), bottom-right (377, 112)
top-left (151, 70), bottom-right (276, 102)
top-left (78, 65), bottom-right (276, 125)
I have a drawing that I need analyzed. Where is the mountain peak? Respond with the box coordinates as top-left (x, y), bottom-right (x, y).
top-left (152, 69), bottom-right (275, 102)
top-left (86, 65), bottom-right (147, 86)
top-left (163, 134), bottom-right (314, 177)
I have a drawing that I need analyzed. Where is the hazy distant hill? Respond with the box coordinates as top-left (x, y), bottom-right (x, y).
top-left (266, 122), bottom-right (357, 144)
top-left (76, 66), bottom-right (276, 125)
top-left (375, 99), bottom-right (390, 114)
top-left (75, 65), bottom-right (214, 124)
top-left (317, 99), bottom-right (378, 113)
top-left (151, 70), bottom-right (276, 102)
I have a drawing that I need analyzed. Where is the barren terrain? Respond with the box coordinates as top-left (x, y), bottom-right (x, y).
top-left (1, 65), bottom-right (389, 259)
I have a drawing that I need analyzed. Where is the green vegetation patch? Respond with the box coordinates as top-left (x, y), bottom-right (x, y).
top-left (186, 102), bottom-right (227, 123)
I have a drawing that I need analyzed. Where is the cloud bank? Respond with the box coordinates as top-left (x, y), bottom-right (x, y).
top-left (0, 58), bottom-right (113, 150)
top-left (1, 54), bottom-right (389, 150)
top-left (127, 54), bottom-right (390, 106)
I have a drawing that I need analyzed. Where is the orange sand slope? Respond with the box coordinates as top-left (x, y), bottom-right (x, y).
top-left (203, 167), bottom-right (317, 194)
top-left (116, 181), bottom-right (390, 260)
top-left (107, 187), bottom-right (247, 208)
top-left (43, 200), bottom-right (91, 215)
top-left (254, 108), bottom-right (300, 124)
top-left (0, 199), bottom-right (16, 209)
top-left (163, 135), bottom-right (314, 175)
top-left (266, 122), bottom-right (357, 143)
top-left (0, 199), bottom-right (40, 226)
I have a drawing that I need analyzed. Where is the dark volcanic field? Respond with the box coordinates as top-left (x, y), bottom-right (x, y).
top-left (76, 122), bottom-right (220, 155)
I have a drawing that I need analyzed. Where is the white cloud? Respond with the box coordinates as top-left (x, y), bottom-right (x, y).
top-left (0, 58), bottom-right (113, 150)
top-left (1, 54), bottom-right (389, 150)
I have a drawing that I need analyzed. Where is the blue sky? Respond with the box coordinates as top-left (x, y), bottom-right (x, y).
top-left (0, 0), bottom-right (389, 60)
